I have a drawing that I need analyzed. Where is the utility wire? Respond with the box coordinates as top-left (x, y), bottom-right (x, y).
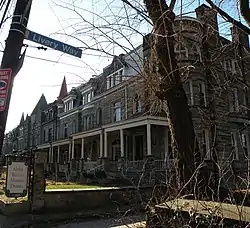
top-left (0, 0), bottom-right (11, 30)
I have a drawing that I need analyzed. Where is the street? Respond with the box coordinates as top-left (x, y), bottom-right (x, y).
top-left (54, 215), bottom-right (146, 228)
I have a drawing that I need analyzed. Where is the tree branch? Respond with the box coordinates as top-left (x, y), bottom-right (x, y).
top-left (205, 0), bottom-right (250, 35)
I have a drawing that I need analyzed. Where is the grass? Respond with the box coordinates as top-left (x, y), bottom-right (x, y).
top-left (46, 182), bottom-right (98, 190)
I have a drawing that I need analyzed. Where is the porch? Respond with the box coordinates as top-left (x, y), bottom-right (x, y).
top-left (41, 116), bottom-right (172, 184)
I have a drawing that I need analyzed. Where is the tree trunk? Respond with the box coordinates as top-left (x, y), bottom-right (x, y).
top-left (144, 0), bottom-right (203, 193)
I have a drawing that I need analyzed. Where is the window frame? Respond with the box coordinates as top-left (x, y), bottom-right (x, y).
top-left (114, 102), bottom-right (122, 122)
top-left (231, 132), bottom-right (239, 160)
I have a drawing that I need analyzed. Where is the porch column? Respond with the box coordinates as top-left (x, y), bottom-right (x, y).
top-left (68, 143), bottom-right (71, 162)
top-left (164, 129), bottom-right (169, 161)
top-left (57, 145), bottom-right (60, 163)
top-left (81, 138), bottom-right (85, 159)
top-left (99, 133), bottom-right (103, 158)
top-left (71, 139), bottom-right (75, 159)
top-left (147, 123), bottom-right (152, 156)
top-left (104, 131), bottom-right (108, 157)
top-left (48, 147), bottom-right (52, 163)
top-left (120, 129), bottom-right (124, 157)
top-left (51, 147), bottom-right (54, 163)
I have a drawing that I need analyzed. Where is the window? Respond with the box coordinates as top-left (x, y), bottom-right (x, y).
top-left (241, 90), bottom-right (248, 114)
top-left (174, 42), bottom-right (188, 60)
top-left (87, 93), bottom-right (91, 103)
top-left (43, 130), bottom-right (46, 142)
top-left (194, 46), bottom-right (202, 62)
top-left (87, 116), bottom-right (91, 129)
top-left (114, 102), bottom-right (122, 122)
top-left (72, 120), bottom-right (77, 133)
top-left (64, 123), bottom-right (68, 138)
top-left (96, 108), bottom-right (102, 125)
top-left (64, 100), bottom-right (73, 112)
top-left (49, 110), bottom-right (53, 119)
top-left (198, 83), bottom-right (206, 106)
top-left (201, 129), bottom-right (210, 160)
top-left (231, 133), bottom-right (238, 159)
top-left (189, 81), bottom-right (206, 106)
top-left (106, 69), bottom-right (123, 89)
top-left (241, 133), bottom-right (249, 158)
top-left (48, 128), bottom-right (52, 142)
top-left (223, 59), bottom-right (237, 74)
top-left (229, 88), bottom-right (239, 112)
top-left (133, 94), bottom-right (142, 113)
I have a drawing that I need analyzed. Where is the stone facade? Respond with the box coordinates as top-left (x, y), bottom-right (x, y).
top-left (3, 4), bottom-right (250, 186)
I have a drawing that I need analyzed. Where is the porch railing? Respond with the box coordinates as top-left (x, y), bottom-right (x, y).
top-left (155, 160), bottom-right (165, 171)
top-left (124, 160), bottom-right (146, 172)
top-left (87, 163), bottom-right (104, 174)
top-left (83, 161), bottom-right (96, 171)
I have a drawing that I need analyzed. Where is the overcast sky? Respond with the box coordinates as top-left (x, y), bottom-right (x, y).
top-left (0, 0), bottom-right (243, 132)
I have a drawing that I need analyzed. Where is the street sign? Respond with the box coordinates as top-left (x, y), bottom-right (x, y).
top-left (5, 161), bottom-right (29, 197)
top-left (0, 69), bottom-right (12, 112)
top-left (25, 29), bottom-right (82, 58)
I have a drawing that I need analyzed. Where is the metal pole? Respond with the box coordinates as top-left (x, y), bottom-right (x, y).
top-left (0, 0), bottom-right (33, 153)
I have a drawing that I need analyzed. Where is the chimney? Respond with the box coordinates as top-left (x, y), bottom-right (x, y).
top-left (231, 25), bottom-right (249, 48)
top-left (195, 4), bottom-right (219, 35)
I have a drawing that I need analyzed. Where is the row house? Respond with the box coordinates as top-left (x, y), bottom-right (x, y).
top-left (3, 4), bottom-right (250, 185)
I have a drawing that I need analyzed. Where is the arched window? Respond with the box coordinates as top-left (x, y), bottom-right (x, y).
top-left (174, 42), bottom-right (188, 60)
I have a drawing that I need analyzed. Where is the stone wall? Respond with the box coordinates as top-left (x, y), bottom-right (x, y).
top-left (43, 185), bottom-right (167, 213)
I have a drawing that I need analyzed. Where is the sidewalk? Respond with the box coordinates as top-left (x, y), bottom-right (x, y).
top-left (0, 206), bottom-right (144, 228)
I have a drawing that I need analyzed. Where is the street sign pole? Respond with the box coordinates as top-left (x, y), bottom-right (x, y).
top-left (0, 0), bottom-right (33, 153)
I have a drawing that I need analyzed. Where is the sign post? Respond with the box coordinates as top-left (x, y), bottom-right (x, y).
top-left (5, 158), bottom-right (29, 198)
top-left (0, 69), bottom-right (12, 112)
top-left (25, 30), bottom-right (82, 58)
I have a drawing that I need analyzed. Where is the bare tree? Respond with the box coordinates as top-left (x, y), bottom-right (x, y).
top-left (143, 0), bottom-right (203, 193)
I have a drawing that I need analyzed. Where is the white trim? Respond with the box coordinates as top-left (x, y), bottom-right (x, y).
top-left (81, 104), bottom-right (94, 111)
top-left (105, 116), bottom-right (168, 133)
top-left (53, 139), bottom-right (70, 147)
top-left (120, 129), bottom-right (124, 157)
top-left (147, 123), bottom-right (152, 156)
top-left (62, 94), bottom-right (76, 102)
top-left (81, 138), bottom-right (85, 159)
top-left (57, 145), bottom-right (60, 163)
top-left (73, 129), bottom-right (102, 140)
top-left (59, 109), bottom-right (79, 120)
top-left (80, 86), bottom-right (92, 94)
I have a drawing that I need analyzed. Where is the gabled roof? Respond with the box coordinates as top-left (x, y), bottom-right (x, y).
top-left (31, 94), bottom-right (48, 115)
top-left (58, 76), bottom-right (68, 100)
top-left (19, 112), bottom-right (24, 124)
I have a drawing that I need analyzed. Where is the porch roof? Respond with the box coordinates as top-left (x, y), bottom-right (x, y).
top-left (104, 115), bottom-right (168, 133)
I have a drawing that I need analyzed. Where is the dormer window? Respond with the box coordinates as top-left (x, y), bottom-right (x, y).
top-left (64, 100), bottom-right (73, 112)
top-left (49, 110), bottom-right (53, 119)
top-left (107, 68), bottom-right (123, 89)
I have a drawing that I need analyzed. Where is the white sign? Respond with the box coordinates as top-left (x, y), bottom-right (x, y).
top-left (6, 162), bottom-right (28, 197)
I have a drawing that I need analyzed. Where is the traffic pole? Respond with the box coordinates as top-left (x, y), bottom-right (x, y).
top-left (0, 0), bottom-right (33, 153)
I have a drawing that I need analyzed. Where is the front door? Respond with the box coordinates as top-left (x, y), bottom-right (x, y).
top-left (135, 135), bottom-right (144, 160)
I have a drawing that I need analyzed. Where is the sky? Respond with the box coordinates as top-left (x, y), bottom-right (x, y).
top-left (0, 0), bottom-right (245, 132)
